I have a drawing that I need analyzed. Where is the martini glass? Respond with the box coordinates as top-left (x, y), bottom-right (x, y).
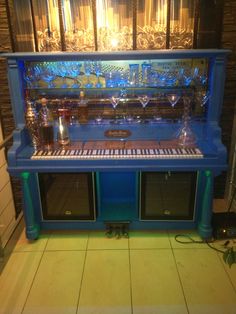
top-left (138, 95), bottom-right (150, 122)
top-left (166, 93), bottom-right (181, 107)
top-left (110, 96), bottom-right (120, 123)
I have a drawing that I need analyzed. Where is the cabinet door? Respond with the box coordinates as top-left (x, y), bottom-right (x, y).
top-left (140, 172), bottom-right (197, 220)
top-left (38, 173), bottom-right (96, 220)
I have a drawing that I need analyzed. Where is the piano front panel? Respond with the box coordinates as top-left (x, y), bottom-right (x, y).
top-left (2, 50), bottom-right (229, 239)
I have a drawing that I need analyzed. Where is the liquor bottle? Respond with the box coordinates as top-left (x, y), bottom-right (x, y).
top-left (39, 98), bottom-right (54, 148)
top-left (78, 91), bottom-right (88, 124)
top-left (25, 99), bottom-right (40, 149)
top-left (57, 116), bottom-right (70, 146)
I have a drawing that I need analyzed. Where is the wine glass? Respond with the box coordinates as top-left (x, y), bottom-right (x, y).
top-left (94, 61), bottom-right (103, 88)
top-left (166, 93), bottom-right (181, 107)
top-left (84, 61), bottom-right (93, 88)
top-left (110, 95), bottom-right (120, 123)
top-left (138, 95), bottom-right (150, 122)
top-left (195, 89), bottom-right (210, 107)
top-left (178, 68), bottom-right (192, 87)
top-left (193, 67), bottom-right (208, 86)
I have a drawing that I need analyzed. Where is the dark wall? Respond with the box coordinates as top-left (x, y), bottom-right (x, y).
top-left (0, 0), bottom-right (22, 216)
top-left (214, 0), bottom-right (236, 197)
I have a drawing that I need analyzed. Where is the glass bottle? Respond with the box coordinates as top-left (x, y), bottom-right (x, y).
top-left (25, 99), bottom-right (40, 149)
top-left (39, 98), bottom-right (54, 149)
top-left (78, 91), bottom-right (88, 124)
top-left (57, 116), bottom-right (70, 146)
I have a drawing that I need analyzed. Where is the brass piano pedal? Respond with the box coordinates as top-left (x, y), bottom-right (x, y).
top-left (105, 221), bottom-right (130, 239)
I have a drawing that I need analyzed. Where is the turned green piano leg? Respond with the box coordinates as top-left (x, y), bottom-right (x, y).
top-left (21, 172), bottom-right (40, 240)
top-left (198, 170), bottom-right (214, 239)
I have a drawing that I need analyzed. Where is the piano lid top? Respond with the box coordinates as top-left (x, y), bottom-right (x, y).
top-left (1, 49), bottom-right (231, 61)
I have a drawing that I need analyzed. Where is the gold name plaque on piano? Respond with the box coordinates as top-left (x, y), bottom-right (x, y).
top-left (104, 129), bottom-right (131, 138)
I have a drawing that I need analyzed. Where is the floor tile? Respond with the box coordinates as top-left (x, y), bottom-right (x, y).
top-left (77, 250), bottom-right (131, 314)
top-left (174, 248), bottom-right (236, 314)
top-left (129, 230), bottom-right (171, 249)
top-left (168, 230), bottom-right (208, 249)
top-left (87, 231), bottom-right (129, 250)
top-left (46, 230), bottom-right (88, 251)
top-left (130, 249), bottom-right (187, 314)
top-left (219, 251), bottom-right (236, 291)
top-left (13, 228), bottom-right (49, 252)
top-left (0, 251), bottom-right (43, 314)
top-left (23, 251), bottom-right (86, 314)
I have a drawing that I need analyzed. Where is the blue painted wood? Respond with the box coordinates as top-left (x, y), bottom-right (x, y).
top-left (198, 170), bottom-right (214, 239)
top-left (7, 59), bottom-right (25, 128)
top-left (1, 49), bottom-right (230, 61)
top-left (21, 172), bottom-right (40, 240)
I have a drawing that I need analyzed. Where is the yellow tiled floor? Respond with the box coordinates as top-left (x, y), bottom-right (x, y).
top-left (1, 228), bottom-right (236, 314)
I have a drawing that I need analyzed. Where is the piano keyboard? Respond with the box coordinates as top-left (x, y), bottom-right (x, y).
top-left (31, 147), bottom-right (204, 160)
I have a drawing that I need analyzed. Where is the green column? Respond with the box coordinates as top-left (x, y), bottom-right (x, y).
top-left (21, 172), bottom-right (39, 240)
top-left (198, 170), bottom-right (213, 239)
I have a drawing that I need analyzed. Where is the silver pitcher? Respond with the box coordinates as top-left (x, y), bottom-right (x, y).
top-left (25, 99), bottom-right (40, 149)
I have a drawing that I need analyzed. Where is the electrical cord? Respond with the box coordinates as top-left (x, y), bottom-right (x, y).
top-left (174, 234), bottom-right (232, 254)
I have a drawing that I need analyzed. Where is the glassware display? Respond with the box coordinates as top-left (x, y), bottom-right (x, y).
top-left (137, 0), bottom-right (167, 50)
top-left (31, 0), bottom-right (61, 51)
top-left (22, 56), bottom-right (209, 132)
top-left (96, 0), bottom-right (133, 51)
top-left (61, 0), bottom-right (95, 51)
top-left (170, 0), bottom-right (195, 49)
